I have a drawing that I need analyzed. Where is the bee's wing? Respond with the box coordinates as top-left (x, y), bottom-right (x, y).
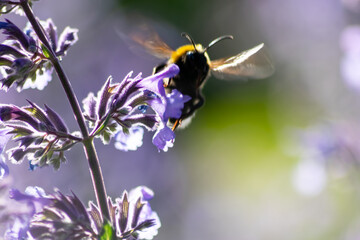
top-left (210, 43), bottom-right (275, 80)
top-left (122, 25), bottom-right (174, 60)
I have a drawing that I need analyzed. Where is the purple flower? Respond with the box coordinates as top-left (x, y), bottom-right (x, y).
top-left (137, 64), bottom-right (179, 98)
top-left (83, 64), bottom-right (190, 152)
top-left (131, 186), bottom-right (155, 201)
top-left (128, 186), bottom-right (161, 240)
top-left (0, 18), bottom-right (78, 91)
top-left (148, 89), bottom-right (191, 123)
top-left (5, 218), bottom-right (30, 240)
top-left (101, 186), bottom-right (161, 239)
top-left (4, 186), bottom-right (51, 240)
top-left (0, 20), bottom-right (36, 53)
top-left (82, 74), bottom-right (160, 145)
top-left (9, 186), bottom-right (51, 210)
top-left (3, 186), bottom-right (161, 239)
top-left (119, 66), bottom-right (190, 152)
top-left (150, 89), bottom-right (191, 151)
top-left (4, 187), bottom-right (96, 239)
top-left (152, 126), bottom-right (175, 152)
top-left (0, 102), bottom-right (76, 170)
top-left (137, 65), bottom-right (191, 122)
top-left (163, 90), bottom-right (192, 120)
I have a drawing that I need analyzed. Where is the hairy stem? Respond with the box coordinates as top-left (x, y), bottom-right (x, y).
top-left (19, 0), bottom-right (110, 221)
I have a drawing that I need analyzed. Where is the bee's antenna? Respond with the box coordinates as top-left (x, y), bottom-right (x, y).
top-left (181, 32), bottom-right (198, 53)
top-left (204, 35), bottom-right (233, 52)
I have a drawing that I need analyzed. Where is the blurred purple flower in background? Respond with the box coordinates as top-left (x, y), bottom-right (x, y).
top-left (291, 122), bottom-right (360, 196)
top-left (297, 125), bottom-right (339, 160)
top-left (340, 25), bottom-right (360, 92)
top-left (0, 128), bottom-right (35, 239)
top-left (5, 186), bottom-right (51, 239)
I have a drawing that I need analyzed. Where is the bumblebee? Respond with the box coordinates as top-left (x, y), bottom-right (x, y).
top-left (130, 30), bottom-right (274, 130)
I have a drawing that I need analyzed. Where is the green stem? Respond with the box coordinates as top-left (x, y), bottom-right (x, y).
top-left (19, 0), bottom-right (110, 221)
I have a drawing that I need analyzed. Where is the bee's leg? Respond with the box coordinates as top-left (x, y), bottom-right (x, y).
top-left (172, 119), bottom-right (182, 131)
top-left (163, 78), bottom-right (172, 88)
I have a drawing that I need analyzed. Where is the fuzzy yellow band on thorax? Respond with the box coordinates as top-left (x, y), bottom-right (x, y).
top-left (169, 44), bottom-right (204, 63)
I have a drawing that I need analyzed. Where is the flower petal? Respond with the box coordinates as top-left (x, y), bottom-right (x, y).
top-left (129, 186), bottom-right (154, 201)
top-left (152, 125), bottom-right (175, 152)
top-left (137, 64), bottom-right (179, 98)
top-left (163, 89), bottom-right (191, 120)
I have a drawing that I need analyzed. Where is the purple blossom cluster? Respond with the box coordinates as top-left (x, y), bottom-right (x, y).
top-left (0, 101), bottom-right (80, 170)
top-left (82, 64), bottom-right (190, 152)
top-left (2, 183), bottom-right (160, 239)
top-left (0, 17), bottom-right (78, 91)
top-left (0, 128), bottom-right (162, 239)
top-left (0, 0), bottom-right (193, 238)
top-left (292, 23), bottom-right (360, 196)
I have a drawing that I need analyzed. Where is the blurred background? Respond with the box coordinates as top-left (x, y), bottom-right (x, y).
top-left (2, 0), bottom-right (360, 239)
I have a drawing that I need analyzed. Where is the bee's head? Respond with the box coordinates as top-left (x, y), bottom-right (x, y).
top-left (179, 33), bottom-right (233, 72)
top-left (184, 49), bottom-right (208, 72)
top-left (169, 33), bottom-right (234, 72)
top-left (181, 32), bottom-right (234, 54)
